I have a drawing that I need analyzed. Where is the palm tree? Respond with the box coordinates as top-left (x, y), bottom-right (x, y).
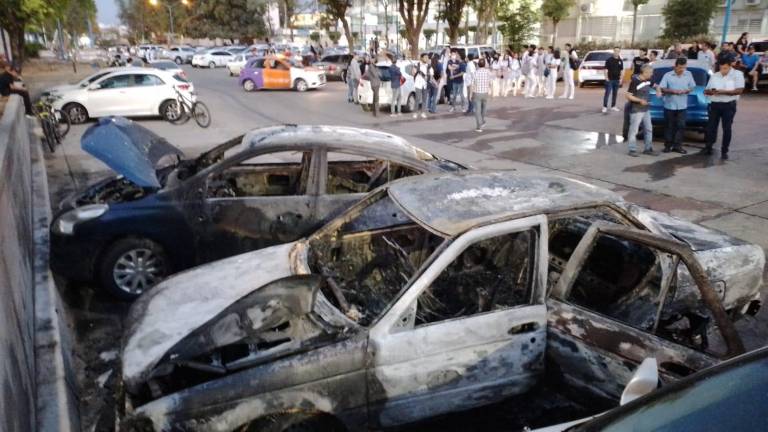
top-left (631, 0), bottom-right (650, 45)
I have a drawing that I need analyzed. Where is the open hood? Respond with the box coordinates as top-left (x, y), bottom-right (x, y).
top-left (122, 242), bottom-right (297, 390)
top-left (81, 117), bottom-right (184, 188)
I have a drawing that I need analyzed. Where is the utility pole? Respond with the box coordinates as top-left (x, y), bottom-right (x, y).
top-left (721, 0), bottom-right (733, 45)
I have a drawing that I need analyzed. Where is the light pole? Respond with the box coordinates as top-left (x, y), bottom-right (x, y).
top-left (149, 0), bottom-right (189, 44)
top-left (721, 0), bottom-right (733, 46)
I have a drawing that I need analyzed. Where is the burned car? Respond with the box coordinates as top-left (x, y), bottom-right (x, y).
top-left (120, 171), bottom-right (763, 431)
top-left (49, 118), bottom-right (463, 299)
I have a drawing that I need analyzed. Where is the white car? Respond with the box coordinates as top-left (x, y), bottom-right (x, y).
top-left (41, 67), bottom-right (129, 97)
top-left (147, 60), bottom-right (187, 79)
top-left (161, 46), bottom-right (196, 64)
top-left (357, 60), bottom-right (417, 112)
top-left (192, 49), bottom-right (235, 68)
top-left (226, 54), bottom-right (253, 76)
top-left (578, 49), bottom-right (644, 87)
top-left (50, 69), bottom-right (195, 124)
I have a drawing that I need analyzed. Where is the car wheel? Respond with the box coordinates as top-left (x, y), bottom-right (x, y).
top-left (64, 103), bottom-right (88, 124)
top-left (361, 103), bottom-right (371, 112)
top-left (243, 79), bottom-right (256, 92)
top-left (160, 99), bottom-right (182, 122)
top-left (174, 57), bottom-right (183, 65)
top-left (99, 238), bottom-right (169, 301)
top-left (209, 61), bottom-right (216, 69)
top-left (404, 93), bottom-right (416, 113)
top-left (294, 78), bottom-right (308, 92)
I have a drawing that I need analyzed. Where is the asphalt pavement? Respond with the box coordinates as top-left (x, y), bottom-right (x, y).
top-left (31, 63), bottom-right (768, 431)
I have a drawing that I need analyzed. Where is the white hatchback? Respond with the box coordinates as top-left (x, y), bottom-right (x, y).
top-left (357, 61), bottom-right (418, 112)
top-left (50, 69), bottom-right (196, 124)
top-left (227, 54), bottom-right (253, 76)
top-left (192, 49), bottom-right (235, 68)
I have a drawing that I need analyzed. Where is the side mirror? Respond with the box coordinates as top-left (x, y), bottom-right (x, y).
top-left (88, 83), bottom-right (101, 90)
top-left (620, 357), bottom-right (658, 405)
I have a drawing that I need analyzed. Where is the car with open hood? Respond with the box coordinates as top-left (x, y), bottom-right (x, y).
top-left (120, 171), bottom-right (763, 432)
top-left (49, 119), bottom-right (464, 300)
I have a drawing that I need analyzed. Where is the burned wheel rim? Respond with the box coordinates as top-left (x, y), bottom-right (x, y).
top-left (67, 104), bottom-right (87, 124)
top-left (112, 248), bottom-right (166, 295)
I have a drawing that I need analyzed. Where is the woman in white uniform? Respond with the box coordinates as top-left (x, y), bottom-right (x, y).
top-left (545, 49), bottom-right (561, 99)
top-left (508, 51), bottom-right (522, 96)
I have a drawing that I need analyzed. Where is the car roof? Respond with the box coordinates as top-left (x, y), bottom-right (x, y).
top-left (651, 59), bottom-right (711, 70)
top-left (387, 171), bottom-right (621, 236)
top-left (240, 125), bottom-right (436, 164)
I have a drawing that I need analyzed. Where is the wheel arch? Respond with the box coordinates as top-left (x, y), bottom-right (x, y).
top-left (235, 409), bottom-right (349, 432)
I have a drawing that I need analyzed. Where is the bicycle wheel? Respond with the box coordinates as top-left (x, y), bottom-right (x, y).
top-left (54, 109), bottom-right (71, 138)
top-left (191, 102), bottom-right (211, 128)
top-left (42, 119), bottom-right (56, 153)
top-left (168, 100), bottom-right (192, 125)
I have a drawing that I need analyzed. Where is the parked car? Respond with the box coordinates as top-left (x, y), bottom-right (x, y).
top-left (543, 346), bottom-right (768, 432)
top-left (50, 69), bottom-right (194, 124)
top-left (226, 53), bottom-right (254, 76)
top-left (239, 56), bottom-right (326, 91)
top-left (119, 171), bottom-right (762, 431)
top-left (192, 49), bottom-right (235, 68)
top-left (647, 59), bottom-right (711, 134)
top-left (313, 54), bottom-right (353, 81)
top-left (357, 60), bottom-right (418, 112)
top-left (161, 45), bottom-right (196, 64)
top-left (147, 60), bottom-right (187, 79)
top-left (450, 44), bottom-right (496, 60)
top-left (49, 122), bottom-right (463, 299)
top-left (41, 67), bottom-right (128, 97)
top-left (577, 50), bottom-right (612, 87)
top-left (748, 40), bottom-right (768, 87)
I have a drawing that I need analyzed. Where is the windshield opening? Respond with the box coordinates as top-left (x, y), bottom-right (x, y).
top-left (585, 52), bottom-right (612, 62)
top-left (308, 192), bottom-right (446, 327)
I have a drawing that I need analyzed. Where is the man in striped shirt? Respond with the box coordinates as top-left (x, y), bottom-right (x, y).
top-left (470, 58), bottom-right (493, 132)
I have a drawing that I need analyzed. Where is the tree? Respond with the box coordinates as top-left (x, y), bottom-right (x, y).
top-left (498, 0), bottom-right (537, 52)
top-left (320, 0), bottom-right (354, 48)
top-left (470, 0), bottom-right (498, 45)
top-left (310, 31), bottom-right (321, 42)
top-left (662, 0), bottom-right (719, 40)
top-left (328, 30), bottom-right (341, 44)
top-left (379, 0), bottom-right (392, 48)
top-left (186, 0), bottom-right (267, 42)
top-left (423, 28), bottom-right (435, 45)
top-left (541, 0), bottom-right (574, 45)
top-left (630, 0), bottom-right (649, 45)
top-left (398, 0), bottom-right (432, 58)
top-left (440, 0), bottom-right (467, 45)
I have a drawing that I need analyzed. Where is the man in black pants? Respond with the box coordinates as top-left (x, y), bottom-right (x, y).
top-left (0, 60), bottom-right (33, 115)
top-left (703, 60), bottom-right (744, 160)
top-left (656, 57), bottom-right (696, 153)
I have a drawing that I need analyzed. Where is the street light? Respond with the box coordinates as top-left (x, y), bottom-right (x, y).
top-left (149, 0), bottom-right (190, 44)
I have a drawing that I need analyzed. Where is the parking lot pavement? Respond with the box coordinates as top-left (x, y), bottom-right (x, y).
top-left (38, 64), bottom-right (768, 431)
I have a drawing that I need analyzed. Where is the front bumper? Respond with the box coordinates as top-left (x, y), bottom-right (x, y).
top-left (49, 230), bottom-right (103, 282)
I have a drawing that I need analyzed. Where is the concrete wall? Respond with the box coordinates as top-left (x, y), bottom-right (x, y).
top-left (0, 96), bottom-right (79, 432)
top-left (0, 96), bottom-right (36, 432)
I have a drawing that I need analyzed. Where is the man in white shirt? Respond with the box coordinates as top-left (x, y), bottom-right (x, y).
top-left (413, 53), bottom-right (431, 119)
top-left (702, 59), bottom-right (744, 160)
top-left (465, 53), bottom-right (477, 113)
top-left (697, 42), bottom-right (716, 71)
top-left (560, 43), bottom-right (577, 99)
top-left (525, 45), bottom-right (539, 98)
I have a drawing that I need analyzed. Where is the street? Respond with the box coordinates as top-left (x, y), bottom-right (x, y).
top-left (35, 64), bottom-right (768, 431)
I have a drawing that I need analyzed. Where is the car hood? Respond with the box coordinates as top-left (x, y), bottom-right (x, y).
top-left (43, 83), bottom-right (80, 95)
top-left (122, 242), bottom-right (298, 389)
top-left (81, 117), bottom-right (185, 188)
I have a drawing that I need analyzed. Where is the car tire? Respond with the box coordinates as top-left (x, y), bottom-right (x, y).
top-left (209, 61), bottom-right (216, 69)
top-left (294, 78), bottom-right (308, 92)
top-left (99, 237), bottom-right (169, 301)
top-left (160, 99), bottom-right (182, 122)
top-left (403, 93), bottom-right (416, 113)
top-left (174, 57), bottom-right (183, 65)
top-left (579, 82), bottom-right (585, 88)
top-left (63, 103), bottom-right (88, 124)
top-left (243, 79), bottom-right (256, 92)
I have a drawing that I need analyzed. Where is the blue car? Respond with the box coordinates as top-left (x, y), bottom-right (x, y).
top-left (50, 118), bottom-right (464, 300)
top-left (649, 59), bottom-right (712, 133)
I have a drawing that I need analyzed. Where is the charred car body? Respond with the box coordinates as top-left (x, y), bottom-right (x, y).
top-left (120, 171), bottom-right (764, 431)
top-left (49, 118), bottom-right (463, 299)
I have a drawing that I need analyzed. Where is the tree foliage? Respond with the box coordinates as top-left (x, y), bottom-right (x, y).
top-left (398, 0), bottom-right (431, 58)
top-left (630, 0), bottom-right (650, 44)
top-left (320, 0), bottom-right (354, 48)
top-left (662, 0), bottom-right (719, 40)
top-left (541, 0), bottom-right (575, 45)
top-left (498, 0), bottom-right (537, 52)
top-left (470, 0), bottom-right (497, 44)
top-left (439, 0), bottom-right (467, 44)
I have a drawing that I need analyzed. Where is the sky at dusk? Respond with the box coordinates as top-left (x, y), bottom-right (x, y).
top-left (96, 0), bottom-right (119, 26)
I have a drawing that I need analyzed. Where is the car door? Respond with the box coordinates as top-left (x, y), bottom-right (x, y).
top-left (547, 221), bottom-right (745, 400)
top-left (86, 73), bottom-right (133, 116)
top-left (367, 215), bottom-right (549, 428)
top-left (313, 150), bottom-right (425, 226)
top-left (127, 73), bottom-right (167, 115)
top-left (197, 148), bottom-right (320, 262)
top-left (263, 58), bottom-right (292, 89)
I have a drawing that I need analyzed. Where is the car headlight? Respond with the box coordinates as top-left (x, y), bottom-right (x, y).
top-left (52, 204), bottom-right (109, 235)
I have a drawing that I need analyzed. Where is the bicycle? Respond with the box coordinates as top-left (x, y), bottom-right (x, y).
top-left (166, 87), bottom-right (211, 128)
top-left (35, 96), bottom-right (71, 153)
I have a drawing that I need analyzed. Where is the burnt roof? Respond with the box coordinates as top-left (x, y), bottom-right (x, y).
top-left (388, 171), bottom-right (622, 236)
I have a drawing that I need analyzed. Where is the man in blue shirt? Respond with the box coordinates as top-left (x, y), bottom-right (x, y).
top-left (447, 51), bottom-right (466, 112)
top-left (656, 57), bottom-right (696, 153)
top-left (742, 45), bottom-right (760, 92)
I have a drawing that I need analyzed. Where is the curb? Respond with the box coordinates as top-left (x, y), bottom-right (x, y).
top-left (31, 118), bottom-right (81, 432)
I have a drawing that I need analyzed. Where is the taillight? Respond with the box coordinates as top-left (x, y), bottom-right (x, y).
top-left (329, 65), bottom-right (336, 71)
top-left (400, 76), bottom-right (405, 85)
top-left (177, 84), bottom-right (190, 90)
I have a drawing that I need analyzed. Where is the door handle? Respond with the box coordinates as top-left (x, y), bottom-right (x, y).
top-left (508, 322), bottom-right (539, 335)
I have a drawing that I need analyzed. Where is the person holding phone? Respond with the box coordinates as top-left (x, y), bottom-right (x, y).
top-left (656, 57), bottom-right (696, 153)
top-left (702, 59), bottom-right (744, 160)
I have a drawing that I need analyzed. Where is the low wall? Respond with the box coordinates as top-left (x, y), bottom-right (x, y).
top-left (0, 95), bottom-right (79, 431)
